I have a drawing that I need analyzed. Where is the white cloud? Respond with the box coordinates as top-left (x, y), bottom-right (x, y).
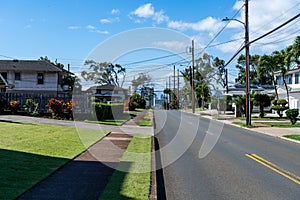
top-left (100, 18), bottom-right (112, 24)
top-left (86, 25), bottom-right (96, 30)
top-left (226, 0), bottom-right (300, 53)
top-left (133, 3), bottom-right (155, 18)
top-left (68, 26), bottom-right (81, 30)
top-left (152, 41), bottom-right (188, 51)
top-left (111, 9), bottom-right (120, 15)
top-left (130, 3), bottom-right (168, 24)
top-left (99, 17), bottom-right (120, 24)
top-left (168, 17), bottom-right (223, 33)
top-left (95, 30), bottom-right (109, 35)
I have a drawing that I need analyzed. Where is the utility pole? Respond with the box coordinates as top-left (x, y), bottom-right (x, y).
top-left (169, 76), bottom-right (171, 109)
top-left (225, 69), bottom-right (228, 94)
top-left (173, 65), bottom-right (176, 101)
top-left (177, 68), bottom-right (180, 108)
top-left (173, 65), bottom-right (176, 108)
top-left (245, 0), bottom-right (251, 126)
top-left (191, 40), bottom-right (195, 113)
top-left (165, 81), bottom-right (168, 109)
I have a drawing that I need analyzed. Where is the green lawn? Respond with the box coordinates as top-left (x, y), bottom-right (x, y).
top-left (85, 113), bottom-right (135, 126)
top-left (0, 121), bottom-right (108, 199)
top-left (100, 135), bottom-right (152, 200)
top-left (238, 117), bottom-right (288, 121)
top-left (258, 122), bottom-right (300, 128)
top-left (283, 135), bottom-right (300, 141)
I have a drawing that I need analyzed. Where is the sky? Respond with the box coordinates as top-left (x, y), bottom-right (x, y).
top-left (1, 0), bottom-right (299, 91)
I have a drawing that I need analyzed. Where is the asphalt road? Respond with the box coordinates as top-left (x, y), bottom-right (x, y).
top-left (155, 110), bottom-right (300, 200)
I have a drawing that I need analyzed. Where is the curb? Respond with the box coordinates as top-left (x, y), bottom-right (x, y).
top-left (150, 136), bottom-right (157, 200)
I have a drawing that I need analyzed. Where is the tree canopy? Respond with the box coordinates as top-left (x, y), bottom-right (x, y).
top-left (81, 60), bottom-right (126, 87)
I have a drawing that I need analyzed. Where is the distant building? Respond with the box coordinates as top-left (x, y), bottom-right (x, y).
top-left (0, 59), bottom-right (71, 95)
top-left (275, 65), bottom-right (300, 112)
top-left (86, 83), bottom-right (128, 103)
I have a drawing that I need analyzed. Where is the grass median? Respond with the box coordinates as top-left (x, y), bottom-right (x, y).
top-left (100, 135), bottom-right (152, 200)
top-left (283, 135), bottom-right (300, 141)
top-left (0, 121), bottom-right (108, 199)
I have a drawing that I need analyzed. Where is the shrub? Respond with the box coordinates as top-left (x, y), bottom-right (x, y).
top-left (23, 99), bottom-right (39, 115)
top-left (286, 109), bottom-right (299, 125)
top-left (92, 103), bottom-right (124, 121)
top-left (63, 99), bottom-right (77, 119)
top-left (130, 93), bottom-right (146, 110)
top-left (47, 98), bottom-right (63, 118)
top-left (9, 100), bottom-right (20, 114)
top-left (271, 99), bottom-right (288, 118)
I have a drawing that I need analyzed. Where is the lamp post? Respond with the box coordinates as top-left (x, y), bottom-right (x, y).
top-left (223, 0), bottom-right (251, 126)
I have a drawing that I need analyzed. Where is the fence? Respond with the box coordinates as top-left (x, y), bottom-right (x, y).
top-left (0, 92), bottom-right (72, 113)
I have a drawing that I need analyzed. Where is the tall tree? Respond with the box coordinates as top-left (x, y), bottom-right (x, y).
top-left (81, 60), bottom-right (126, 87)
top-left (257, 54), bottom-right (279, 99)
top-left (39, 56), bottom-right (64, 69)
top-left (273, 49), bottom-right (291, 108)
top-left (291, 36), bottom-right (300, 65)
top-left (131, 73), bottom-right (151, 92)
top-left (235, 54), bottom-right (260, 85)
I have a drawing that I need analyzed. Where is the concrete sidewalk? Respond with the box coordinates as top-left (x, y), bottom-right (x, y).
top-left (186, 109), bottom-right (300, 142)
top-left (19, 133), bottom-right (133, 200)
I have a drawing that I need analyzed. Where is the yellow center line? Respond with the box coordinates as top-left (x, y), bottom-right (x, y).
top-left (245, 153), bottom-right (300, 185)
top-left (251, 154), bottom-right (300, 181)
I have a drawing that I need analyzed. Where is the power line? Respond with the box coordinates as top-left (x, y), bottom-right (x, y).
top-left (224, 12), bottom-right (300, 67)
top-left (121, 51), bottom-right (187, 66)
top-left (195, 4), bottom-right (244, 57)
top-left (250, 2), bottom-right (300, 37)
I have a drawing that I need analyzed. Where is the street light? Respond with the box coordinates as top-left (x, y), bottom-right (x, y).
top-left (223, 0), bottom-right (251, 126)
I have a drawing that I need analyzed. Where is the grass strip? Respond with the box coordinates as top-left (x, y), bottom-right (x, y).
top-left (258, 122), bottom-right (300, 128)
top-left (283, 135), bottom-right (300, 141)
top-left (85, 119), bottom-right (128, 126)
top-left (139, 111), bottom-right (153, 126)
top-left (100, 135), bottom-right (152, 200)
top-left (238, 117), bottom-right (288, 121)
top-left (0, 121), bottom-right (108, 199)
top-left (232, 121), bottom-right (255, 128)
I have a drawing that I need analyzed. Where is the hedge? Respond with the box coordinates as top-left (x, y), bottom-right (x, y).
top-left (92, 103), bottom-right (124, 121)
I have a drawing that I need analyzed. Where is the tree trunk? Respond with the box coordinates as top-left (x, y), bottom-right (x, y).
top-left (283, 79), bottom-right (290, 108)
top-left (259, 104), bottom-right (264, 118)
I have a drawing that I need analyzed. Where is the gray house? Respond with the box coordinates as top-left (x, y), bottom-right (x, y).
top-left (0, 59), bottom-right (69, 95)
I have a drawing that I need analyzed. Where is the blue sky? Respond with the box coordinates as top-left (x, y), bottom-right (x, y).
top-left (1, 0), bottom-right (299, 90)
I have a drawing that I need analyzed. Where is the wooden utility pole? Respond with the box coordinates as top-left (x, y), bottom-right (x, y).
top-left (177, 68), bottom-right (180, 108)
top-left (191, 40), bottom-right (195, 113)
top-left (245, 0), bottom-right (251, 126)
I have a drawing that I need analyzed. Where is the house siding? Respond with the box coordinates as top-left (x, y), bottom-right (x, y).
top-left (6, 71), bottom-right (60, 93)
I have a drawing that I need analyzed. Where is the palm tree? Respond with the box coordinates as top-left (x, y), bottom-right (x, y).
top-left (291, 36), bottom-right (300, 64)
top-left (273, 49), bottom-right (291, 108)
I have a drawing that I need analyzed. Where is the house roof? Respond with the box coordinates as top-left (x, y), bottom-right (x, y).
top-left (86, 83), bottom-right (127, 92)
top-left (0, 60), bottom-right (62, 72)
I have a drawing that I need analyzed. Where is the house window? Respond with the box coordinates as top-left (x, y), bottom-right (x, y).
top-left (15, 72), bottom-right (21, 81)
top-left (37, 73), bottom-right (44, 84)
top-left (1, 72), bottom-right (7, 81)
top-left (295, 73), bottom-right (299, 84)
top-left (276, 76), bottom-right (283, 85)
top-left (285, 74), bottom-right (292, 84)
top-left (96, 89), bottom-right (102, 94)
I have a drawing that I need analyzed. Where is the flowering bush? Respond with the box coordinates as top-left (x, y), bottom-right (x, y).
top-left (9, 100), bottom-right (20, 114)
top-left (47, 98), bottom-right (63, 118)
top-left (63, 99), bottom-right (77, 119)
